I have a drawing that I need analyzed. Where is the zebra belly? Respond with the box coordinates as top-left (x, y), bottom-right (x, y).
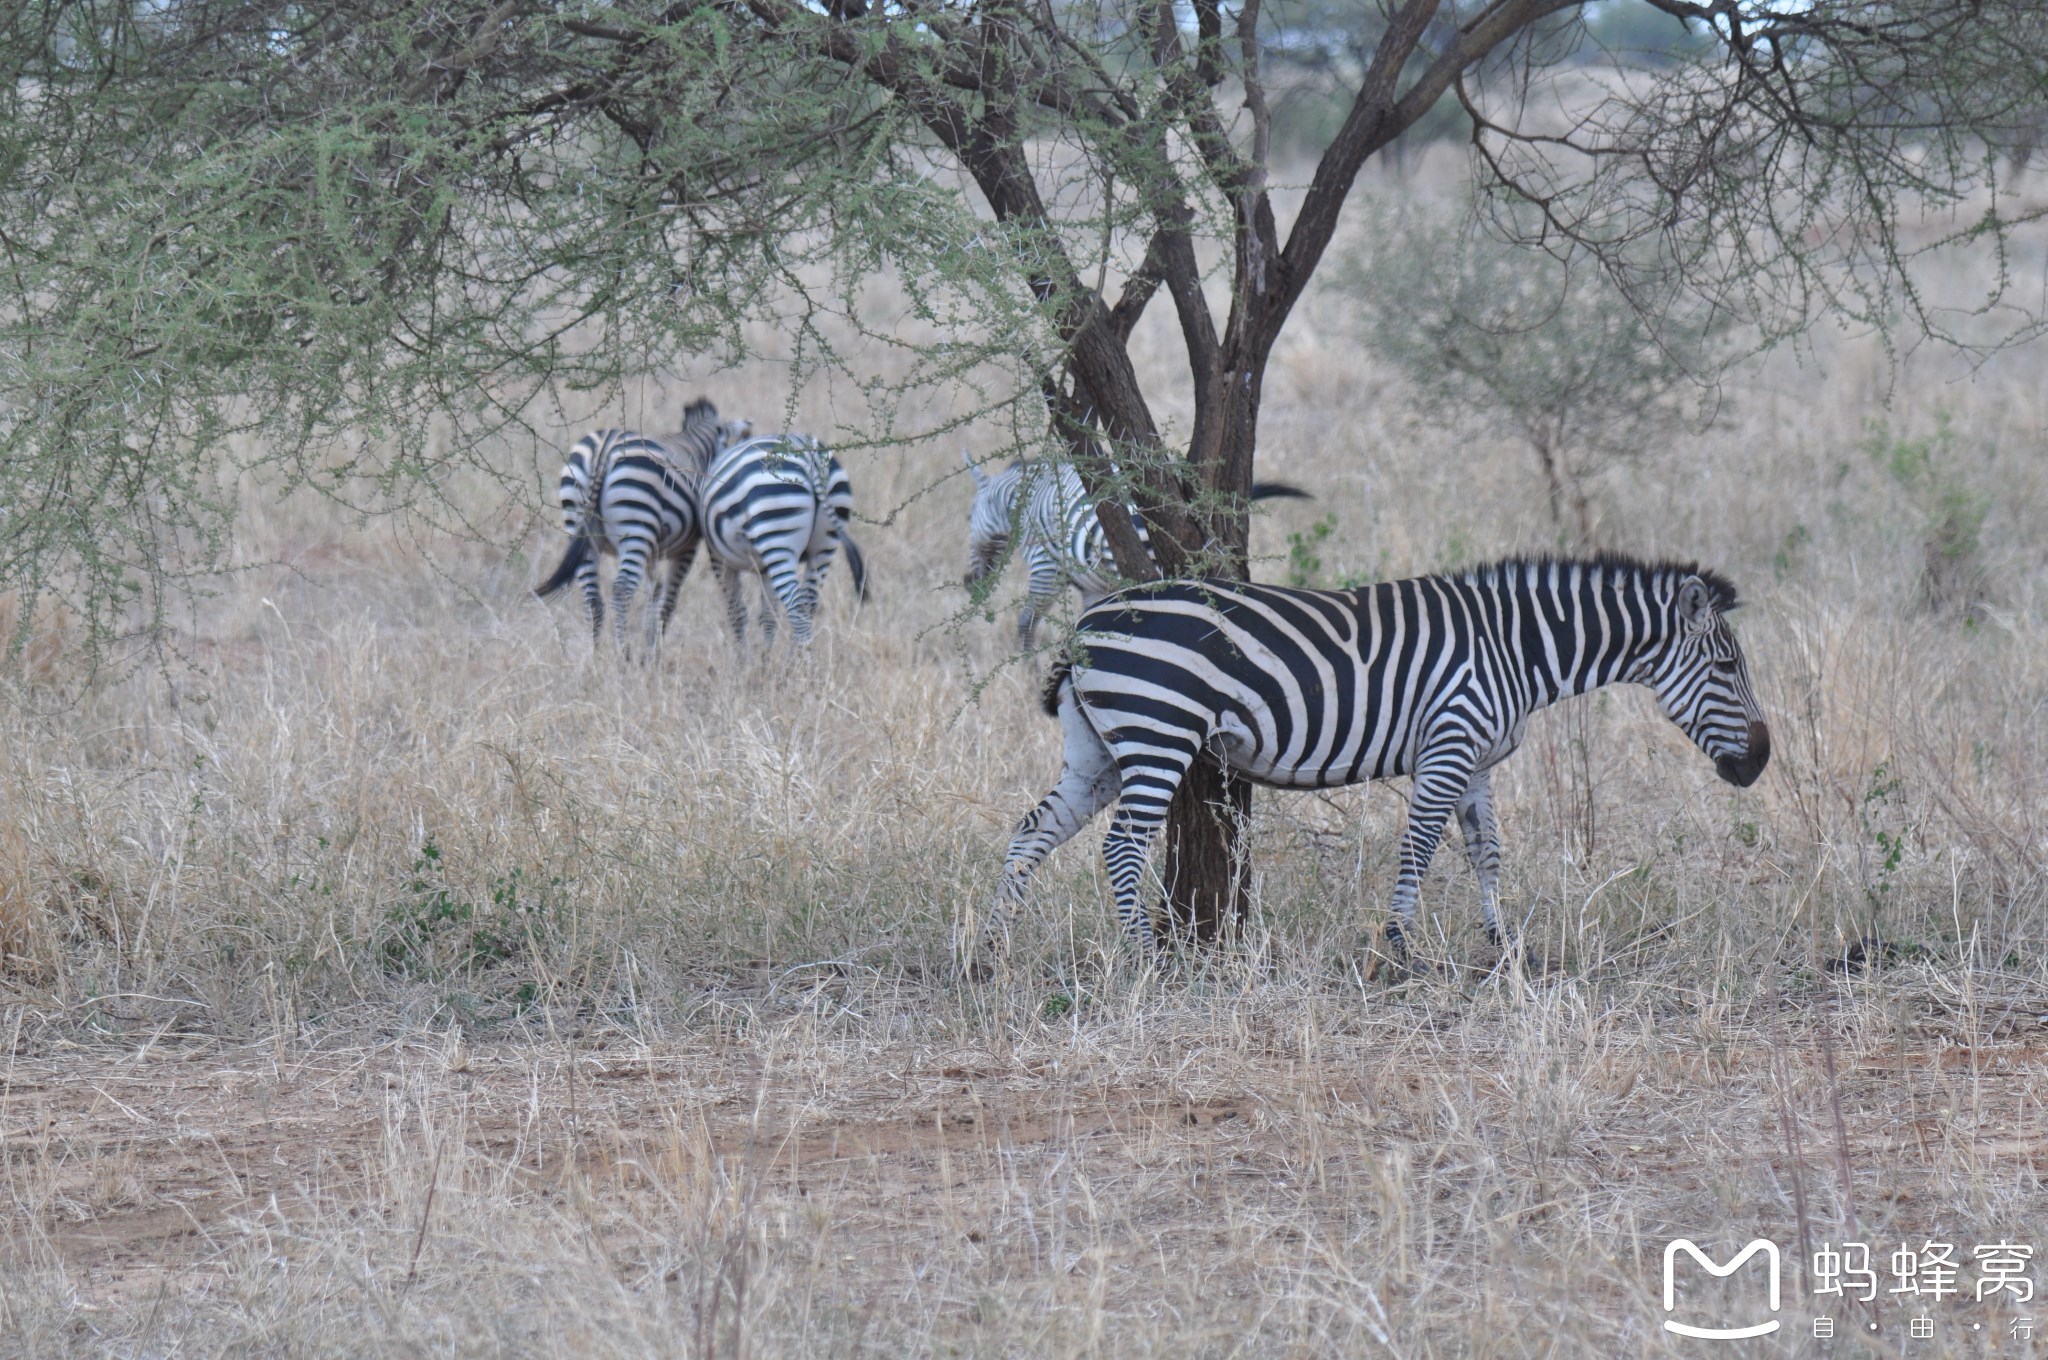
top-left (1211, 725), bottom-right (1406, 789)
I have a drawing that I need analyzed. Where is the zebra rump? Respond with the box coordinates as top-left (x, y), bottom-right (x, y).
top-left (700, 433), bottom-right (864, 645)
top-left (536, 401), bottom-right (732, 653)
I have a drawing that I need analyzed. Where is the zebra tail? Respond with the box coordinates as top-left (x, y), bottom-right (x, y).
top-left (534, 536), bottom-right (589, 599)
top-left (1250, 481), bottom-right (1313, 502)
top-left (1040, 660), bottom-right (1072, 719)
top-left (840, 530), bottom-right (870, 602)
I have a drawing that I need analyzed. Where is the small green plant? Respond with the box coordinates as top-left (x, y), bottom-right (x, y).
top-left (1286, 515), bottom-right (1336, 587)
top-left (1284, 513), bottom-right (1375, 589)
top-left (1772, 523), bottom-right (1811, 580)
top-left (381, 840), bottom-right (556, 983)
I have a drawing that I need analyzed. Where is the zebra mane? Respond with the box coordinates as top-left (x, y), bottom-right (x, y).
top-left (1455, 554), bottom-right (1741, 612)
top-left (681, 396), bottom-right (719, 428)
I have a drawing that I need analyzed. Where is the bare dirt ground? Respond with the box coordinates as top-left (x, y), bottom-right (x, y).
top-left (7, 962), bottom-right (2046, 1354)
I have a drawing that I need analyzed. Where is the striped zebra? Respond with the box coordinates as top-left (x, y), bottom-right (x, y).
top-left (700, 434), bottom-right (868, 646)
top-left (963, 453), bottom-right (1310, 647)
top-left (534, 398), bottom-right (743, 654)
top-left (979, 556), bottom-right (1770, 968)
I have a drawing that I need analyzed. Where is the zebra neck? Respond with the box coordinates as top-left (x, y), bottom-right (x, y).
top-left (1499, 569), bottom-right (1676, 709)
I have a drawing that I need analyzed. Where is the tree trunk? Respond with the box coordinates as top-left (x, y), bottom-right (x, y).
top-left (1158, 753), bottom-right (1252, 944)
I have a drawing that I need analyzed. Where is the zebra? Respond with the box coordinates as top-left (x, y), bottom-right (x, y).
top-left (978, 556), bottom-right (1770, 970)
top-left (963, 452), bottom-right (1311, 648)
top-left (700, 433), bottom-right (868, 646)
top-left (534, 398), bottom-right (743, 655)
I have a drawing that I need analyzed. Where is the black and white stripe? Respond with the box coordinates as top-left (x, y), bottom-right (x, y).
top-left (534, 398), bottom-right (736, 654)
top-left (982, 556), bottom-right (1770, 961)
top-left (963, 453), bottom-right (1309, 647)
top-left (700, 434), bottom-right (868, 646)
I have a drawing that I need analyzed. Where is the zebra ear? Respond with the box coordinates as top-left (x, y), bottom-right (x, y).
top-left (964, 448), bottom-right (990, 490)
top-left (1677, 576), bottom-right (1717, 630)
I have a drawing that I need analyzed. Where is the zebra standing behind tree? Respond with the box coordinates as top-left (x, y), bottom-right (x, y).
top-left (700, 433), bottom-right (868, 647)
top-left (962, 451), bottom-right (1311, 648)
top-left (976, 555), bottom-right (1770, 973)
top-left (534, 398), bottom-right (746, 656)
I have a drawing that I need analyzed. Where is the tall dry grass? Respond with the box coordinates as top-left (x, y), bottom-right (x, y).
top-left (1, 165), bottom-right (2045, 1355)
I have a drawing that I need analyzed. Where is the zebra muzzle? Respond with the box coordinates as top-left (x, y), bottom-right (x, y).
top-left (1714, 720), bottom-right (1770, 788)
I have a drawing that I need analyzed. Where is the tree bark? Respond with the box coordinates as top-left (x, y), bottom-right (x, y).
top-left (1158, 753), bottom-right (1252, 944)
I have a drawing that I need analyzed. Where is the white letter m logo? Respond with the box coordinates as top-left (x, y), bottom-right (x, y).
top-left (1663, 1239), bottom-right (1781, 1339)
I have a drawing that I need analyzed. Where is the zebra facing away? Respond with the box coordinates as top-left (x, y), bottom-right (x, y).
top-left (534, 398), bottom-right (740, 655)
top-left (962, 453), bottom-right (1311, 648)
top-left (979, 556), bottom-right (1770, 971)
top-left (700, 434), bottom-right (868, 647)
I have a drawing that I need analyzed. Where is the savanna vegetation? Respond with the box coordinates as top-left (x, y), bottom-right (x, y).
top-left (3, 0), bottom-right (2048, 1354)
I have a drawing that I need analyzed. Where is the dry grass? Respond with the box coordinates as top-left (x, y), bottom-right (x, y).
top-left (3, 168), bottom-right (2047, 1355)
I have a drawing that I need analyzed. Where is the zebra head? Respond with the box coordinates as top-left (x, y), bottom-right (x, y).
top-left (1632, 572), bottom-right (1770, 788)
top-left (677, 397), bottom-right (750, 444)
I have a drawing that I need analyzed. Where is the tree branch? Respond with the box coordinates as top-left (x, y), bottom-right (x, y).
top-left (1275, 0), bottom-right (1573, 325)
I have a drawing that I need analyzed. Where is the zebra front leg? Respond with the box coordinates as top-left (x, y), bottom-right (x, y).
top-left (1379, 748), bottom-right (1476, 969)
top-left (974, 695), bottom-right (1120, 975)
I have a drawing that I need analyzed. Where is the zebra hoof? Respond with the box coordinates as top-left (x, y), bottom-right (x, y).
top-left (1362, 928), bottom-right (1423, 982)
top-left (1491, 944), bottom-right (1559, 980)
top-left (956, 947), bottom-right (1001, 985)
top-left (1485, 927), bottom-right (1558, 978)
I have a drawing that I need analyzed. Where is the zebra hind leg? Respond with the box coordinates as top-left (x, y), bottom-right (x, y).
top-left (575, 552), bottom-right (604, 646)
top-left (610, 539), bottom-right (653, 661)
top-left (764, 560), bottom-right (818, 646)
top-left (643, 559), bottom-right (669, 658)
top-left (1099, 787), bottom-right (1179, 956)
top-left (756, 574), bottom-right (780, 648)
top-left (973, 687), bottom-right (1120, 976)
top-left (1374, 746), bottom-right (1475, 976)
top-left (1015, 605), bottom-right (1039, 652)
top-left (714, 561), bottom-right (750, 647)
top-left (1456, 771), bottom-right (1505, 944)
top-left (654, 539), bottom-right (698, 643)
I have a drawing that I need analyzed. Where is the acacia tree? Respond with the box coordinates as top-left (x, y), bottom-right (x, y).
top-left (1343, 197), bottom-right (1730, 543)
top-left (3, 0), bottom-right (2045, 939)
